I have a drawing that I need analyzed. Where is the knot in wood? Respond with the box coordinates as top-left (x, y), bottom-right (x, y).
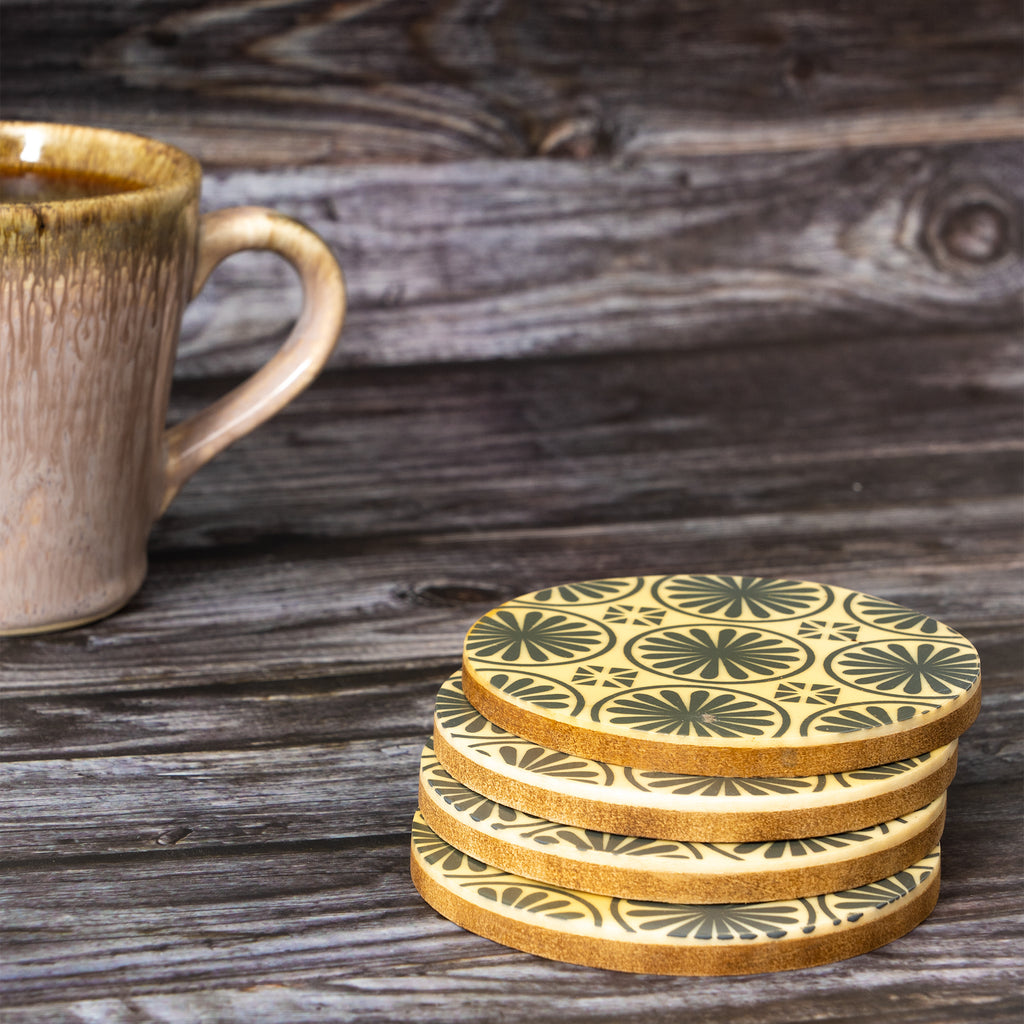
top-left (405, 582), bottom-right (508, 607)
top-left (924, 184), bottom-right (1016, 273)
top-left (936, 201), bottom-right (1009, 265)
top-left (536, 116), bottom-right (606, 159)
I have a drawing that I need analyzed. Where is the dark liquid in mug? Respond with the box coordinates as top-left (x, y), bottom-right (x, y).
top-left (0, 165), bottom-right (145, 202)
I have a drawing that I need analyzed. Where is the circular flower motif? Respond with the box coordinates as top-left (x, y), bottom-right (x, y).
top-left (845, 593), bottom-right (958, 637)
top-left (434, 681), bottom-right (490, 733)
top-left (601, 688), bottom-right (783, 739)
top-left (471, 881), bottom-right (600, 923)
top-left (847, 753), bottom-right (929, 780)
top-left (620, 900), bottom-right (799, 940)
top-left (487, 672), bottom-right (583, 713)
top-left (802, 701), bottom-right (930, 736)
top-left (527, 578), bottom-right (642, 605)
top-left (510, 825), bottom-right (689, 858)
top-left (828, 641), bottom-right (979, 696)
top-left (466, 609), bottom-right (611, 664)
top-left (734, 830), bottom-right (874, 859)
top-left (830, 870), bottom-right (921, 910)
top-left (634, 771), bottom-right (814, 797)
top-left (654, 574), bottom-right (829, 621)
top-left (494, 743), bottom-right (607, 784)
top-left (427, 772), bottom-right (520, 824)
top-left (628, 625), bottom-right (809, 682)
top-left (412, 819), bottom-right (488, 872)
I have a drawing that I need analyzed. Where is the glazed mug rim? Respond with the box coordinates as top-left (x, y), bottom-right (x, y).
top-left (0, 120), bottom-right (201, 215)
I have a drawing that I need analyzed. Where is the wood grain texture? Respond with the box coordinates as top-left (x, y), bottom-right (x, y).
top-left (2, 0), bottom-right (1020, 165)
top-left (173, 143), bottom-right (1024, 374)
top-left (1, 777), bottom-right (1019, 1020)
top-left (1, 2), bottom-right (1021, 1015)
top-left (161, 330), bottom-right (1024, 546)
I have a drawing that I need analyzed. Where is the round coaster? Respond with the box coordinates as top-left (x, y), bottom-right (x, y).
top-left (434, 673), bottom-right (957, 841)
top-left (411, 815), bottom-right (941, 976)
top-left (419, 742), bottom-right (946, 903)
top-left (462, 575), bottom-right (980, 776)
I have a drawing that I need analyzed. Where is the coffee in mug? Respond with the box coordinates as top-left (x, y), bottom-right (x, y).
top-left (0, 165), bottom-right (145, 202)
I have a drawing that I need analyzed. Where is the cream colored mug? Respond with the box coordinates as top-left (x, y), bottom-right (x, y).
top-left (0, 122), bottom-right (346, 634)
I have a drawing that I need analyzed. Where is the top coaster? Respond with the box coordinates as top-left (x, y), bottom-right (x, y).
top-left (462, 575), bottom-right (980, 777)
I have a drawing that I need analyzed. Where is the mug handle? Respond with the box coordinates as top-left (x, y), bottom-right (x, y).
top-left (160, 207), bottom-right (346, 514)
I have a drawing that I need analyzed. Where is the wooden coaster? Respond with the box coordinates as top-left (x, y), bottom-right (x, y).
top-left (434, 673), bottom-right (957, 841)
top-left (462, 575), bottom-right (980, 776)
top-left (419, 741), bottom-right (946, 903)
top-left (411, 814), bottom-right (941, 976)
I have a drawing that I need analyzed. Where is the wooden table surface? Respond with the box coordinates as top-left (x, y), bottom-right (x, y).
top-left (2, 3), bottom-right (1022, 1021)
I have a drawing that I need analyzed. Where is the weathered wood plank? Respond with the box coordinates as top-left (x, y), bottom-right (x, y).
top-left (1, 619), bottom-right (1016, 765)
top-left (154, 330), bottom-right (1024, 550)
top-left (7, 981), bottom-right (1021, 1024)
top-left (171, 143), bottom-right (1023, 374)
top-left (0, 674), bottom-right (1016, 859)
top-left (2, 736), bottom-right (423, 858)
top-left (0, 669), bottom-right (441, 759)
top-left (1, 778), bottom-right (1019, 1020)
top-left (2, 1), bottom-right (1020, 165)
top-left (0, 506), bottom-right (1018, 696)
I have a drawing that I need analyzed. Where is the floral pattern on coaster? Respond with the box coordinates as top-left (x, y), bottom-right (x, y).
top-left (419, 741), bottom-right (946, 903)
top-left (434, 673), bottom-right (957, 841)
top-left (462, 575), bottom-right (980, 775)
top-left (410, 814), bottom-right (941, 976)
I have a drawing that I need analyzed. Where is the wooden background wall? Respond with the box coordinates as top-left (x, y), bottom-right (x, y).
top-left (1, 3), bottom-right (1022, 1021)
top-left (4, 2), bottom-right (1022, 375)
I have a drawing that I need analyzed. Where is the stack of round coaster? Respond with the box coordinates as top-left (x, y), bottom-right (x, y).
top-left (410, 574), bottom-right (981, 975)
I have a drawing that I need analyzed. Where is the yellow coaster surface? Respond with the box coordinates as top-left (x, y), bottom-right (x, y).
top-left (462, 575), bottom-right (980, 776)
top-left (411, 814), bottom-right (941, 976)
top-left (435, 673), bottom-right (957, 841)
top-left (419, 741), bottom-right (946, 903)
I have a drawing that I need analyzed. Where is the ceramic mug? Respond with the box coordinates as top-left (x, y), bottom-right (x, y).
top-left (0, 122), bottom-right (346, 634)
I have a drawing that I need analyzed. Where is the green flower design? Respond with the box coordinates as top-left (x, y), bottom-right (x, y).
top-left (473, 882), bottom-right (598, 923)
top-left (561, 831), bottom-right (691, 858)
top-left (834, 642), bottom-right (978, 695)
top-left (428, 773), bottom-right (520, 825)
top-left (621, 900), bottom-right (799, 940)
top-left (412, 819), bottom-right (488, 872)
top-left (635, 627), bottom-right (803, 681)
top-left (495, 743), bottom-right (607, 783)
top-left (531, 579), bottom-right (637, 604)
top-left (634, 771), bottom-right (814, 797)
top-left (488, 672), bottom-right (580, 711)
top-left (847, 753), bottom-right (929, 780)
top-left (606, 689), bottom-right (777, 738)
top-left (467, 609), bottom-right (605, 663)
top-left (503, 823), bottom-right (692, 858)
top-left (435, 683), bottom-right (490, 733)
top-left (808, 702), bottom-right (921, 734)
top-left (734, 829), bottom-right (875, 859)
top-left (660, 575), bottom-right (824, 620)
top-left (852, 597), bottom-right (942, 635)
top-left (831, 869), bottom-right (921, 911)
